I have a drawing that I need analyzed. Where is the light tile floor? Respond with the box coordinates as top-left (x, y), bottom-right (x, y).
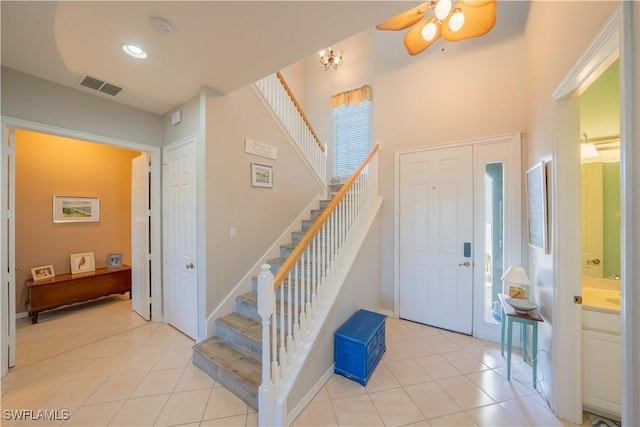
top-left (1, 296), bottom-right (591, 426)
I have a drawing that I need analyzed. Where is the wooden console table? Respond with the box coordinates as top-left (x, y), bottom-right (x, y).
top-left (25, 266), bottom-right (131, 324)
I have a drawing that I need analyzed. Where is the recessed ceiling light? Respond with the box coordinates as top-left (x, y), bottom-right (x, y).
top-left (122, 44), bottom-right (147, 59)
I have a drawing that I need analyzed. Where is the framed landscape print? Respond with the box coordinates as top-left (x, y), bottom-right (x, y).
top-left (53, 196), bottom-right (100, 223)
top-left (251, 163), bottom-right (273, 188)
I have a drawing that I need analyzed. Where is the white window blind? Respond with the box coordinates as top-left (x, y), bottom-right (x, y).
top-left (333, 100), bottom-right (371, 178)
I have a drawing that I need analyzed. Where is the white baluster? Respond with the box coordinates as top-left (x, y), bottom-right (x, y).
top-left (257, 264), bottom-right (276, 427)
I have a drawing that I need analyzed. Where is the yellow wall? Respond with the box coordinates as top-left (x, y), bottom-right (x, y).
top-left (15, 129), bottom-right (140, 313)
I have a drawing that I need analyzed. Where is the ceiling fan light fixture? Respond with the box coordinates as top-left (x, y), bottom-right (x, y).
top-left (449, 9), bottom-right (465, 32)
top-left (435, 0), bottom-right (453, 21)
top-left (122, 44), bottom-right (147, 59)
top-left (422, 21), bottom-right (438, 41)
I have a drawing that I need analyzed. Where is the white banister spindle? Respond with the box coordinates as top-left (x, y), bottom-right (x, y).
top-left (254, 73), bottom-right (326, 186)
top-left (257, 264), bottom-right (275, 427)
top-left (257, 144), bottom-right (380, 424)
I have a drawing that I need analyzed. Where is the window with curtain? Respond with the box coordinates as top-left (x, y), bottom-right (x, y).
top-left (332, 85), bottom-right (372, 178)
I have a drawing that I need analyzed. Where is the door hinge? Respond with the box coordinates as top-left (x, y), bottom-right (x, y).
top-left (574, 295), bottom-right (582, 304)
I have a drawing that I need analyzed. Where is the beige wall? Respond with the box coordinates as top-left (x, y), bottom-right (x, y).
top-left (2, 67), bottom-right (162, 146)
top-left (523, 0), bottom-right (619, 403)
top-left (204, 86), bottom-right (325, 315)
top-left (15, 129), bottom-right (140, 313)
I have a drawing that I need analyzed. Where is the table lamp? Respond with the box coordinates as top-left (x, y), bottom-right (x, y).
top-left (501, 265), bottom-right (531, 299)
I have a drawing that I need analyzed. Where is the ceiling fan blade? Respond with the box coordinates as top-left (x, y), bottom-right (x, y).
top-left (442, 0), bottom-right (497, 42)
top-left (403, 18), bottom-right (442, 56)
top-left (376, 2), bottom-right (429, 31)
top-left (459, 0), bottom-right (494, 7)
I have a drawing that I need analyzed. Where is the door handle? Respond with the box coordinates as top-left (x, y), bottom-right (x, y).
top-left (458, 261), bottom-right (471, 267)
top-left (185, 262), bottom-right (194, 269)
top-left (586, 258), bottom-right (601, 265)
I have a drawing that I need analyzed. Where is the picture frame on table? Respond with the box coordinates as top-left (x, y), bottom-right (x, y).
top-left (31, 265), bottom-right (55, 281)
top-left (70, 252), bottom-right (96, 274)
top-left (107, 253), bottom-right (122, 268)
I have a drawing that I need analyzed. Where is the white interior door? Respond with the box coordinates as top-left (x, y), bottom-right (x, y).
top-left (132, 153), bottom-right (151, 320)
top-left (164, 137), bottom-right (197, 339)
top-left (581, 162), bottom-right (604, 278)
top-left (1, 127), bottom-right (16, 376)
top-left (399, 146), bottom-right (474, 334)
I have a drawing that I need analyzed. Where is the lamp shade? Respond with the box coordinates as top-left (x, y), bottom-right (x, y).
top-left (501, 265), bottom-right (530, 285)
top-left (581, 143), bottom-right (599, 159)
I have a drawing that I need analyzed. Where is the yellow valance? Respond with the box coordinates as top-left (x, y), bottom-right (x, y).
top-left (330, 85), bottom-right (372, 108)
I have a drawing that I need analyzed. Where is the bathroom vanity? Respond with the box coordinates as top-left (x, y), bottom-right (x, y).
top-left (581, 278), bottom-right (621, 420)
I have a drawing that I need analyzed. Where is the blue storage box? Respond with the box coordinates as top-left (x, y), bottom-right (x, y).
top-left (334, 309), bottom-right (386, 386)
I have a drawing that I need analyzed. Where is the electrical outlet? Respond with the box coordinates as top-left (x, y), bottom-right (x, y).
top-left (230, 228), bottom-right (237, 238)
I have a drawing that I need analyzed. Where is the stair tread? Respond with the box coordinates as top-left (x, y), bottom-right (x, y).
top-left (217, 312), bottom-right (262, 341)
top-left (193, 338), bottom-right (261, 387)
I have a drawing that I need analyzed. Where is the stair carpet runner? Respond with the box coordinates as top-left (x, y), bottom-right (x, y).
top-left (192, 198), bottom-right (334, 410)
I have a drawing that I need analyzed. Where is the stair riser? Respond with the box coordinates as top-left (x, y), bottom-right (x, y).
top-left (215, 321), bottom-right (262, 359)
top-left (310, 209), bottom-right (323, 220)
top-left (235, 297), bottom-right (295, 331)
top-left (280, 246), bottom-right (325, 258)
top-left (192, 350), bottom-right (258, 410)
top-left (251, 278), bottom-right (309, 304)
top-left (291, 231), bottom-right (306, 244)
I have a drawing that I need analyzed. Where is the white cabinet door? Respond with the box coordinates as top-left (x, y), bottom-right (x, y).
top-left (582, 329), bottom-right (621, 416)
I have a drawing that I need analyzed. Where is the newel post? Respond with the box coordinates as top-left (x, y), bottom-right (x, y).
top-left (257, 264), bottom-right (275, 426)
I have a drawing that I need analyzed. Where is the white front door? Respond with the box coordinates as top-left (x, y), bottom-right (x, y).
top-left (164, 137), bottom-right (197, 339)
top-left (132, 153), bottom-right (151, 320)
top-left (399, 146), bottom-right (474, 334)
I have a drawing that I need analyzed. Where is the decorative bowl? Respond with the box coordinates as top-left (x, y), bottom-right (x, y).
top-left (506, 298), bottom-right (538, 314)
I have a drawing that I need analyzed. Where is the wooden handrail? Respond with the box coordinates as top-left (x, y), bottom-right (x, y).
top-left (276, 71), bottom-right (325, 153)
top-left (273, 143), bottom-right (380, 290)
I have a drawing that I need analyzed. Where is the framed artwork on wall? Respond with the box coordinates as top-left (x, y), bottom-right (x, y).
top-left (526, 161), bottom-right (549, 253)
top-left (53, 196), bottom-right (100, 223)
top-left (70, 252), bottom-right (96, 274)
top-left (250, 163), bottom-right (273, 188)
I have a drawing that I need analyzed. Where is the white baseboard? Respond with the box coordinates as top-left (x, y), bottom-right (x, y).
top-left (16, 311), bottom-right (28, 319)
top-left (378, 309), bottom-right (396, 318)
top-left (285, 365), bottom-right (334, 426)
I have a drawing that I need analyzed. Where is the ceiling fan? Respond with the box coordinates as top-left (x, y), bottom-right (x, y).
top-left (376, 0), bottom-right (498, 56)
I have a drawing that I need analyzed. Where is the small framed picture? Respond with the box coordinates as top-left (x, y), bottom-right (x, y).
top-left (251, 163), bottom-right (273, 188)
top-left (107, 253), bottom-right (122, 268)
top-left (31, 265), bottom-right (55, 281)
top-left (70, 252), bottom-right (96, 274)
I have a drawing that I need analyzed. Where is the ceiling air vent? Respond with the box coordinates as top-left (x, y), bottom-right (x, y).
top-left (79, 74), bottom-right (123, 96)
